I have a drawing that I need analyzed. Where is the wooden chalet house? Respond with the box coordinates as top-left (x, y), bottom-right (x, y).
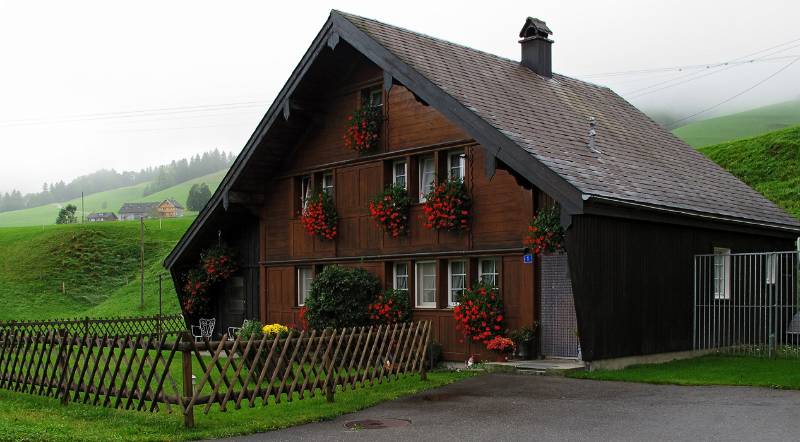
top-left (164, 12), bottom-right (800, 363)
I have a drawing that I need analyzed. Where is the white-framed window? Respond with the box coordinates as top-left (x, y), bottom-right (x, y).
top-left (713, 247), bottom-right (731, 300)
top-left (415, 261), bottom-right (437, 308)
top-left (297, 266), bottom-right (313, 306)
top-left (300, 175), bottom-right (312, 210)
top-left (479, 258), bottom-right (499, 287)
top-left (447, 150), bottom-right (466, 181)
top-left (392, 160), bottom-right (407, 189)
top-left (322, 172), bottom-right (334, 196)
top-left (366, 88), bottom-right (383, 107)
top-left (418, 156), bottom-right (435, 202)
top-left (393, 262), bottom-right (409, 291)
top-left (448, 260), bottom-right (467, 307)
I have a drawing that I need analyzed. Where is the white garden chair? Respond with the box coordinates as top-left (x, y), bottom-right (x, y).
top-left (191, 318), bottom-right (216, 342)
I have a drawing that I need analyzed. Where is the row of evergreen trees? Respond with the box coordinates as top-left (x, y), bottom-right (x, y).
top-left (0, 149), bottom-right (234, 213)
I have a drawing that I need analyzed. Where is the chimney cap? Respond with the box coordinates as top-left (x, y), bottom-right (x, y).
top-left (519, 17), bottom-right (552, 41)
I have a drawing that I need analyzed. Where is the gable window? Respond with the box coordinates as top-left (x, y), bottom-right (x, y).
top-left (713, 247), bottom-right (731, 300)
top-left (447, 150), bottom-right (466, 181)
top-left (418, 156), bottom-right (436, 202)
top-left (479, 258), bottom-right (499, 287)
top-left (448, 260), bottom-right (467, 307)
top-left (299, 175), bottom-right (312, 210)
top-left (297, 266), bottom-right (313, 306)
top-left (322, 171), bottom-right (334, 196)
top-left (415, 261), bottom-right (437, 308)
top-left (392, 159), bottom-right (407, 189)
top-left (363, 87), bottom-right (383, 107)
top-left (393, 262), bottom-right (409, 291)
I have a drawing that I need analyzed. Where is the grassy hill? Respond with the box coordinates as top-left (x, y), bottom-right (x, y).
top-left (0, 169), bottom-right (227, 228)
top-left (0, 217), bottom-right (193, 320)
top-left (673, 100), bottom-right (800, 148)
top-left (699, 125), bottom-right (800, 219)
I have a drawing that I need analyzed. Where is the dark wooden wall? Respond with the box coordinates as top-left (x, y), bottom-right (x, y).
top-left (565, 214), bottom-right (796, 361)
top-left (258, 62), bottom-right (538, 361)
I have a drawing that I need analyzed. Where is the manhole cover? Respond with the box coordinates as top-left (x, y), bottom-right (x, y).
top-left (344, 418), bottom-right (411, 430)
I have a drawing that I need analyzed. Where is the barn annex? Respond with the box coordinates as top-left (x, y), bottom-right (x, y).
top-left (164, 11), bottom-right (799, 362)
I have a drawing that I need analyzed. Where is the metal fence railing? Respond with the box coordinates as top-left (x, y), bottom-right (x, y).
top-left (694, 250), bottom-right (800, 358)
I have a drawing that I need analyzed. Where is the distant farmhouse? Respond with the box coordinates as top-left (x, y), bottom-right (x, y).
top-left (86, 212), bottom-right (118, 222)
top-left (118, 199), bottom-right (184, 221)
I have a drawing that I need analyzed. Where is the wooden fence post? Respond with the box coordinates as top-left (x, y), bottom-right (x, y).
top-left (323, 330), bottom-right (335, 403)
top-left (181, 333), bottom-right (195, 428)
top-left (57, 329), bottom-right (69, 404)
top-left (419, 322), bottom-right (430, 381)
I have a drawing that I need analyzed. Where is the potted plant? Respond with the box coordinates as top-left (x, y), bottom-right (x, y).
top-left (343, 104), bottom-right (382, 153)
top-left (508, 324), bottom-right (538, 360)
top-left (524, 205), bottom-right (564, 254)
top-left (485, 335), bottom-right (515, 362)
top-left (422, 178), bottom-right (471, 232)
top-left (369, 184), bottom-right (411, 238)
top-left (300, 191), bottom-right (338, 240)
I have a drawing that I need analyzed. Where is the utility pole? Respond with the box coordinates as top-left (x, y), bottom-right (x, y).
top-left (81, 192), bottom-right (84, 223)
top-left (140, 216), bottom-right (145, 309)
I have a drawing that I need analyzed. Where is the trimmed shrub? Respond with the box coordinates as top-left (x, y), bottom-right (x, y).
top-left (304, 265), bottom-right (380, 330)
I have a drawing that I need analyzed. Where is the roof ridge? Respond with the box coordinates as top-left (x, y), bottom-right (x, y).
top-left (333, 10), bottom-right (609, 91)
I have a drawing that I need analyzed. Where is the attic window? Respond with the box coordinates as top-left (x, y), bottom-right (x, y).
top-left (362, 87), bottom-right (383, 107)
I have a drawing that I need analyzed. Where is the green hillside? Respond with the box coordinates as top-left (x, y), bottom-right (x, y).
top-left (0, 169), bottom-right (227, 228)
top-left (673, 100), bottom-right (800, 148)
top-left (0, 217), bottom-right (193, 320)
top-left (699, 125), bottom-right (800, 219)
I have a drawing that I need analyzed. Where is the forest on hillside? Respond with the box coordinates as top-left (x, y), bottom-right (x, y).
top-left (0, 149), bottom-right (235, 213)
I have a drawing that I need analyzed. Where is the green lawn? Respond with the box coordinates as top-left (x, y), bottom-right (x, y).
top-left (673, 100), bottom-right (800, 147)
top-left (0, 370), bottom-right (476, 442)
top-left (0, 217), bottom-right (192, 320)
top-left (0, 169), bottom-right (226, 228)
top-left (568, 354), bottom-right (800, 390)
top-left (698, 125), bottom-right (800, 219)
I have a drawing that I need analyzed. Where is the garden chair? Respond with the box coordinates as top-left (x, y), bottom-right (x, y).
top-left (227, 326), bottom-right (242, 341)
top-left (191, 318), bottom-right (216, 342)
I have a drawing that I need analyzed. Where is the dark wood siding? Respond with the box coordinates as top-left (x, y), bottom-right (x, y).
top-left (565, 214), bottom-right (795, 361)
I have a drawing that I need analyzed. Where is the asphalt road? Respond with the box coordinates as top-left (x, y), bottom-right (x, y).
top-left (216, 374), bottom-right (800, 442)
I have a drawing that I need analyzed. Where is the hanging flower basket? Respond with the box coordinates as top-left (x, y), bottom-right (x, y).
top-left (369, 184), bottom-right (411, 238)
top-left (343, 105), bottom-right (382, 153)
top-left (422, 178), bottom-right (471, 231)
top-left (300, 191), bottom-right (338, 240)
top-left (452, 282), bottom-right (505, 346)
top-left (180, 246), bottom-right (238, 317)
top-left (524, 205), bottom-right (564, 254)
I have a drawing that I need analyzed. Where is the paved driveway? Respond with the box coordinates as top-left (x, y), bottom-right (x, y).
top-left (218, 374), bottom-right (800, 442)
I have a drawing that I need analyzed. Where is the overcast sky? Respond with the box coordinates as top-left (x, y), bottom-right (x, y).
top-left (1, 0), bottom-right (799, 194)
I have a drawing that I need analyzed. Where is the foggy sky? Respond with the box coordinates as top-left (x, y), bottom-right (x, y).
top-left (1, 0), bottom-right (799, 194)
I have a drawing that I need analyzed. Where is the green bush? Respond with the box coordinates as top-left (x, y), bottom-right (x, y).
top-left (305, 265), bottom-right (380, 330)
top-left (237, 319), bottom-right (263, 340)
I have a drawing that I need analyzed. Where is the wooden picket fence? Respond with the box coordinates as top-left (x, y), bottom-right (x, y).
top-left (0, 320), bottom-right (431, 427)
top-left (0, 314), bottom-right (187, 337)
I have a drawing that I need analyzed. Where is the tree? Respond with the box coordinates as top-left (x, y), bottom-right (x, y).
top-left (186, 183), bottom-right (212, 211)
top-left (55, 204), bottom-right (78, 224)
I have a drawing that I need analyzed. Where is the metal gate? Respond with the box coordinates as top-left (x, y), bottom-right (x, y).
top-left (694, 250), bottom-right (800, 358)
top-left (540, 254), bottom-right (580, 359)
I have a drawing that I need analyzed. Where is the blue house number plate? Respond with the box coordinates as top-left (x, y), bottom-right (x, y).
top-left (523, 254), bottom-right (533, 264)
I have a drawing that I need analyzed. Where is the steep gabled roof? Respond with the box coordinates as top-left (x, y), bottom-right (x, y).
top-left (119, 202), bottom-right (158, 214)
top-left (164, 10), bottom-right (799, 270)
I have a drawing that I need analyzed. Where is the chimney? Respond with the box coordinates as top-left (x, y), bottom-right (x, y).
top-left (519, 17), bottom-right (553, 77)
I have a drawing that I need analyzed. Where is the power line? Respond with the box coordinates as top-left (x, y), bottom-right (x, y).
top-left (579, 36), bottom-right (800, 78)
top-left (0, 100), bottom-right (269, 128)
top-left (668, 57), bottom-right (800, 129)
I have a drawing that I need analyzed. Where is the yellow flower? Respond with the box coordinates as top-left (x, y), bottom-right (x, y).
top-left (261, 323), bottom-right (289, 337)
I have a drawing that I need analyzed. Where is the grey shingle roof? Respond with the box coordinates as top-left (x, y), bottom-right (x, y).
top-left (340, 12), bottom-right (800, 228)
top-left (119, 202), bottom-right (158, 214)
